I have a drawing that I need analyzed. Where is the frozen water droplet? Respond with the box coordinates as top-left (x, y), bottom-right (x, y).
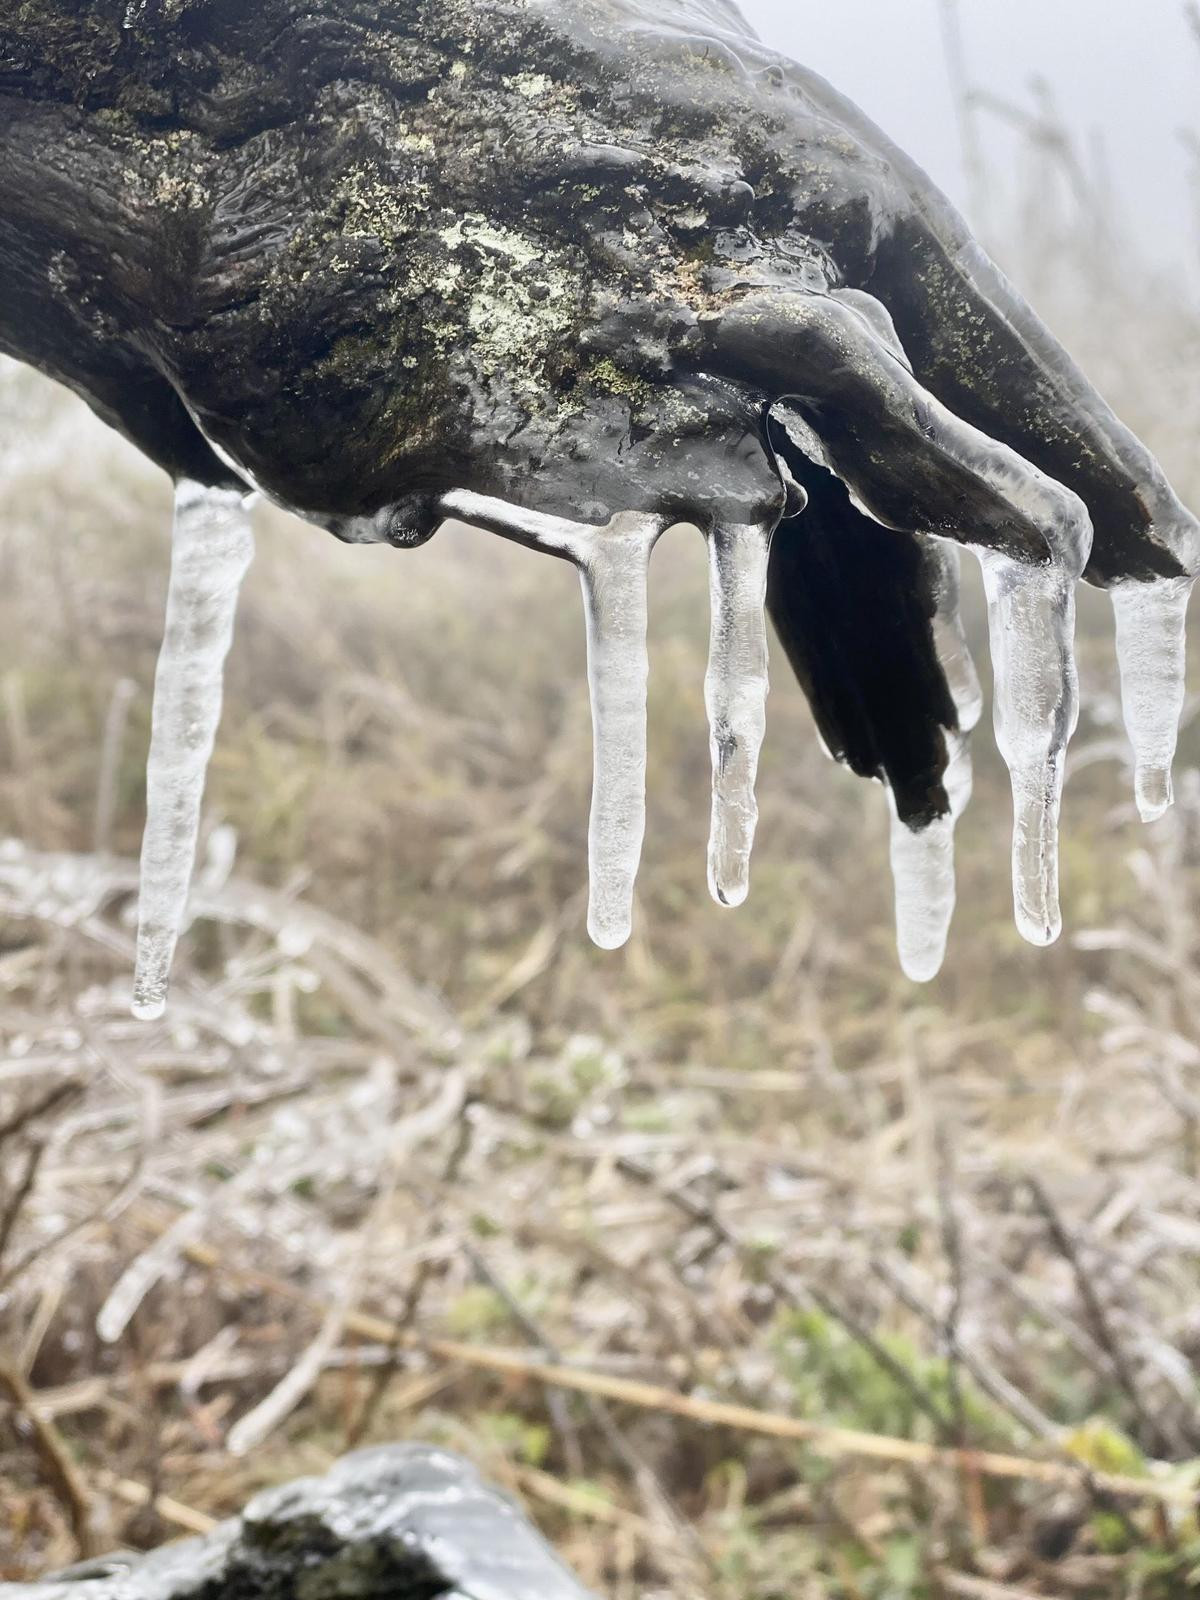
top-left (578, 518), bottom-right (659, 949)
top-left (979, 551), bottom-right (1078, 947)
top-left (132, 480), bottom-right (254, 1019)
top-left (277, 922), bottom-right (314, 958)
top-left (704, 521), bottom-right (773, 907)
top-left (1111, 575), bottom-right (1192, 823)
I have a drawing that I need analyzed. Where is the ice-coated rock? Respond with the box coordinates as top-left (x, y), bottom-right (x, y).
top-left (0, 1446), bottom-right (594, 1600)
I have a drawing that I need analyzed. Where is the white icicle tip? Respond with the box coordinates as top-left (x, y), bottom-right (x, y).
top-left (131, 480), bottom-right (255, 1020)
top-left (889, 738), bottom-right (973, 984)
top-left (704, 521), bottom-right (774, 909)
top-left (886, 538), bottom-right (983, 983)
top-left (1111, 575), bottom-right (1193, 823)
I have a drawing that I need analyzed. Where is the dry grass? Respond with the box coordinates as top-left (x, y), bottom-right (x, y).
top-left (2, 129), bottom-right (1200, 1600)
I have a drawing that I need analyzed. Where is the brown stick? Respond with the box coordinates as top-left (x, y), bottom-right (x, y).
top-left (0, 1361), bottom-right (95, 1556)
top-left (939, 1573), bottom-right (1048, 1600)
top-left (93, 1470), bottom-right (217, 1537)
top-left (156, 1222), bottom-right (1200, 1510)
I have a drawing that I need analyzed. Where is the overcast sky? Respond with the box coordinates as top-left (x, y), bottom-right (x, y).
top-left (739, 0), bottom-right (1199, 281)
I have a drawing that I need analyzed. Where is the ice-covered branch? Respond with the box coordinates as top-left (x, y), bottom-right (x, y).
top-left (0, 0), bottom-right (1194, 1000)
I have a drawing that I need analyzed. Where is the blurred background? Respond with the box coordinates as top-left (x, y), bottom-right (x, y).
top-left (1, 5), bottom-right (1200, 1598)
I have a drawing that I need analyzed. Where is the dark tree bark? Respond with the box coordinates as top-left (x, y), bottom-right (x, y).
top-left (1, 0), bottom-right (1195, 830)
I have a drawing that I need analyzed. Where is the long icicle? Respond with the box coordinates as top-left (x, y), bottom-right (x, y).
top-left (132, 480), bottom-right (255, 1019)
top-left (1111, 575), bottom-right (1193, 823)
top-left (979, 550), bottom-right (1078, 947)
top-left (704, 520), bottom-right (774, 908)
top-left (578, 516), bottom-right (660, 949)
top-left (889, 541), bottom-right (982, 982)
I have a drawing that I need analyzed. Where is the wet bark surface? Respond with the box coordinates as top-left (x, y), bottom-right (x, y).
top-left (1, 0), bottom-right (1195, 829)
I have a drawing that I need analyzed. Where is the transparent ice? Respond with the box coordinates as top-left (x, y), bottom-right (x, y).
top-left (979, 550), bottom-right (1079, 948)
top-left (1111, 576), bottom-right (1193, 823)
top-left (123, 476), bottom-right (1193, 1015)
top-left (438, 492), bottom-right (665, 952)
top-left (888, 542), bottom-right (982, 983)
top-left (131, 480), bottom-right (255, 1020)
top-left (704, 521), bottom-right (773, 909)
top-left (578, 521), bottom-right (658, 949)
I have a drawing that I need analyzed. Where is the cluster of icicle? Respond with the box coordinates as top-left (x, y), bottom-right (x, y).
top-left (130, 480), bottom-right (1191, 1017)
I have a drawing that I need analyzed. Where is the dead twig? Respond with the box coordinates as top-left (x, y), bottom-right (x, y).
top-left (0, 1078), bottom-right (83, 1145)
top-left (938, 1573), bottom-right (1048, 1600)
top-left (1026, 1176), bottom-right (1170, 1457)
top-left (463, 1240), bottom-right (714, 1590)
top-left (0, 1140), bottom-right (46, 1277)
top-left (0, 1360), bottom-right (96, 1557)
top-left (146, 1213), bottom-right (1200, 1510)
top-left (93, 1470), bottom-right (216, 1538)
top-left (615, 1151), bottom-right (956, 1438)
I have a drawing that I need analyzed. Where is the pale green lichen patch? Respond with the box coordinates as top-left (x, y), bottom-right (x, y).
top-left (427, 214), bottom-right (583, 390)
top-left (586, 356), bottom-right (653, 410)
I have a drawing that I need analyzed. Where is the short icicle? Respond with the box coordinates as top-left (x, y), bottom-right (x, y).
top-left (889, 738), bottom-right (972, 983)
top-left (978, 550), bottom-right (1079, 948)
top-left (704, 520), bottom-right (774, 907)
top-left (1111, 575), bottom-right (1193, 823)
top-left (578, 516), bottom-right (661, 950)
top-left (132, 480), bottom-right (255, 1019)
top-left (889, 541), bottom-right (982, 982)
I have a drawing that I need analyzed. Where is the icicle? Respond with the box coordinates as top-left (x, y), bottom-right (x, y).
top-left (1111, 575), bottom-right (1193, 823)
top-left (132, 481), bottom-right (255, 1020)
top-left (889, 541), bottom-right (981, 982)
top-left (978, 551), bottom-right (1078, 947)
top-left (930, 543), bottom-right (984, 738)
top-left (577, 517), bottom-right (659, 949)
top-left (704, 520), bottom-right (773, 907)
top-left (436, 491), bottom-right (665, 951)
top-left (889, 737), bottom-right (972, 983)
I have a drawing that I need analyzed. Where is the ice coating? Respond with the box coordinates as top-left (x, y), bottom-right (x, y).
top-left (979, 552), bottom-right (1079, 947)
top-left (704, 521), bottom-right (773, 907)
top-left (437, 491), bottom-right (664, 951)
top-left (888, 541), bottom-right (982, 982)
top-left (578, 519), bottom-right (660, 948)
top-left (5, 0), bottom-right (1200, 1006)
top-left (0, 1446), bottom-right (599, 1599)
top-left (132, 481), bottom-right (255, 1020)
top-left (1111, 576), bottom-right (1193, 823)
top-left (930, 544), bottom-right (985, 737)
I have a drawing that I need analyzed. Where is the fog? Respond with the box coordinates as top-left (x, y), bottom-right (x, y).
top-left (741, 0), bottom-right (1199, 281)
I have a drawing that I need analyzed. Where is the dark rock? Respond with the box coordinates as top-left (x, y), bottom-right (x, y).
top-left (0, 1446), bottom-right (595, 1600)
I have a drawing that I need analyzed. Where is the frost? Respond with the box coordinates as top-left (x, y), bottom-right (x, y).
top-left (979, 551), bottom-right (1079, 948)
top-left (1111, 575), bottom-right (1193, 823)
top-left (132, 481), bottom-right (255, 1020)
top-left (704, 521), bottom-right (773, 908)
